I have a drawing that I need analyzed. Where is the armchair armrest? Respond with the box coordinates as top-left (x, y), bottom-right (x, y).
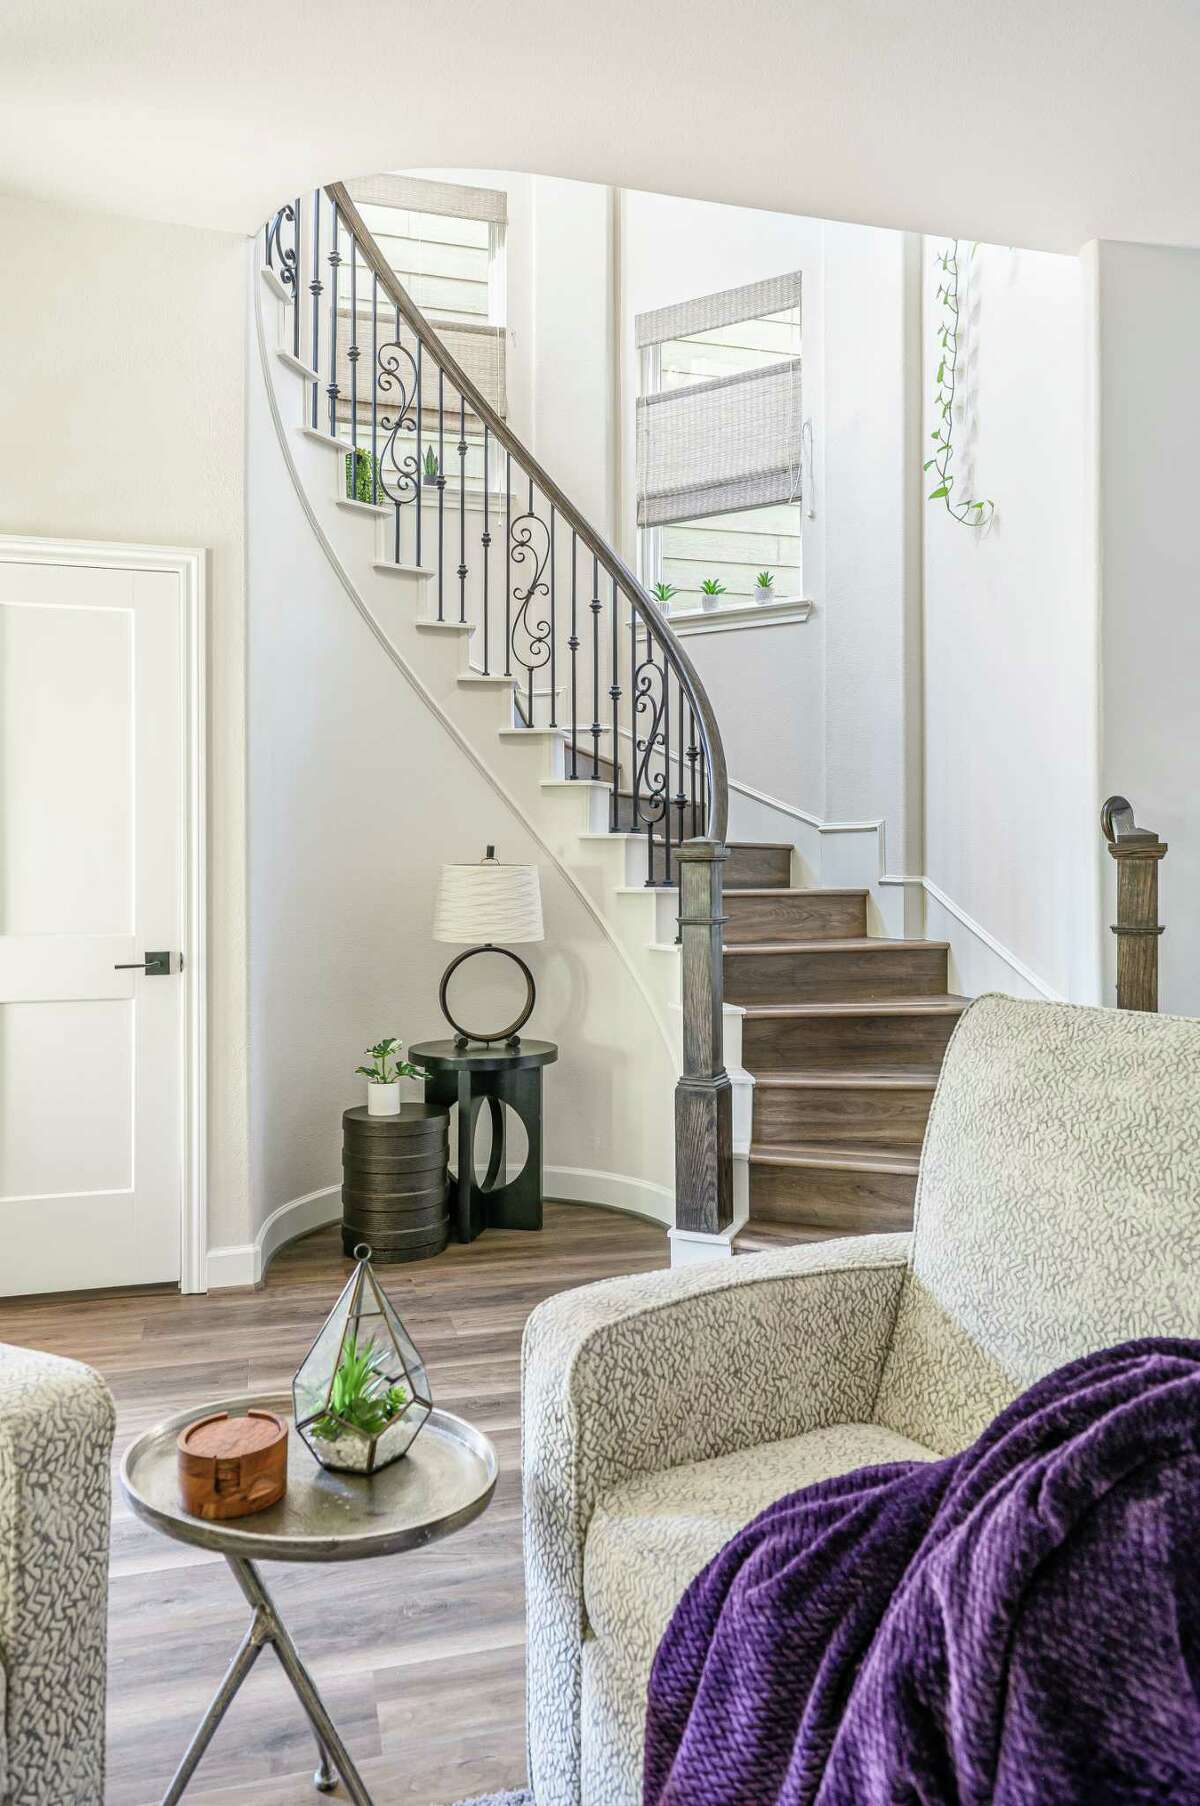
top-left (521, 1233), bottom-right (910, 1806)
top-left (0, 1343), bottom-right (115, 1806)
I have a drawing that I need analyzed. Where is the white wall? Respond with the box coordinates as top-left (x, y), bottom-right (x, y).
top-left (1091, 240), bottom-right (1200, 1017)
top-left (0, 193), bottom-right (252, 1252)
top-left (922, 239), bottom-right (1097, 1002)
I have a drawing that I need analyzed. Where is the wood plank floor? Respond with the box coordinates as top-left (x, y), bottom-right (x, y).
top-left (0, 1204), bottom-right (668, 1805)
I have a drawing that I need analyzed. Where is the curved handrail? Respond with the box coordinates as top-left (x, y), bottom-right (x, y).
top-left (325, 180), bottom-right (728, 846)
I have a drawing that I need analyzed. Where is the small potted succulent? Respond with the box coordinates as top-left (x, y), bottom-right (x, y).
top-left (423, 446), bottom-right (440, 485)
top-left (356, 1036), bottom-right (426, 1116)
top-left (755, 570), bottom-right (776, 603)
top-left (699, 578), bottom-right (727, 608)
top-left (651, 580), bottom-right (677, 610)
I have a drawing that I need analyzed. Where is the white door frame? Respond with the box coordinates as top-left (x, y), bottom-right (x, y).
top-left (0, 535), bottom-right (208, 1293)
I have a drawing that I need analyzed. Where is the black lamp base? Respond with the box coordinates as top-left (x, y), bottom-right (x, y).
top-left (438, 944), bottom-right (536, 1048)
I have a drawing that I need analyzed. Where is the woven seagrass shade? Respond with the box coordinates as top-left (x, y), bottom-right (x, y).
top-left (433, 848), bottom-right (543, 1046)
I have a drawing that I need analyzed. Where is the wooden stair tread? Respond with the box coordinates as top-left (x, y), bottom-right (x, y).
top-left (750, 1140), bottom-right (921, 1176)
top-left (754, 1068), bottom-right (940, 1091)
top-left (742, 996), bottom-right (967, 1018)
top-left (735, 1220), bottom-right (847, 1252)
top-left (724, 887), bottom-right (867, 898)
top-left (725, 937), bottom-right (951, 956)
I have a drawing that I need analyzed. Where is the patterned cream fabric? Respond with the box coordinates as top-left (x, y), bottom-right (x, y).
top-left (877, 995), bottom-right (1200, 1452)
top-left (0, 1343), bottom-right (115, 1805)
top-left (581, 1423), bottom-right (935, 1804)
top-left (522, 1235), bottom-right (911, 1806)
top-left (523, 995), bottom-right (1200, 1806)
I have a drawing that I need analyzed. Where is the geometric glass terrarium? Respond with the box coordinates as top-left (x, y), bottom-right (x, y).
top-left (292, 1244), bottom-right (432, 1475)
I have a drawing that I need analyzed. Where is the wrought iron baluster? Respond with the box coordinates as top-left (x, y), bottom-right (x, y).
top-left (629, 590), bottom-right (639, 837)
top-left (548, 506), bottom-right (557, 728)
top-left (437, 370), bottom-right (446, 621)
top-left (505, 453), bottom-right (512, 677)
top-left (569, 532), bottom-right (579, 779)
top-left (309, 192), bottom-right (322, 431)
top-left (609, 578), bottom-right (620, 829)
top-left (481, 425), bottom-right (491, 675)
top-left (687, 703), bottom-right (699, 828)
top-left (662, 658), bottom-right (673, 886)
top-left (508, 475), bottom-right (553, 727)
top-left (591, 556), bottom-right (602, 778)
top-left (415, 342), bottom-right (423, 568)
top-left (675, 672), bottom-right (687, 849)
top-left (327, 205), bottom-right (341, 441)
top-left (292, 199), bottom-right (302, 361)
top-left (457, 394), bottom-right (468, 624)
top-left (348, 236), bottom-right (359, 479)
top-left (370, 274), bottom-right (378, 508)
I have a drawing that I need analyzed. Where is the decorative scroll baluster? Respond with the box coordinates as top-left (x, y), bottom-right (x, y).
top-left (675, 680), bottom-right (687, 849)
top-left (662, 662), bottom-right (673, 885)
top-left (309, 193), bottom-right (322, 430)
top-left (348, 236), bottom-right (359, 469)
top-left (511, 477), bottom-right (551, 727)
top-left (591, 556), bottom-right (602, 778)
top-left (481, 425), bottom-right (492, 675)
top-left (327, 206), bottom-right (341, 440)
top-left (569, 533), bottom-right (579, 779)
top-left (458, 393), bottom-right (468, 624)
top-left (266, 201), bottom-right (302, 363)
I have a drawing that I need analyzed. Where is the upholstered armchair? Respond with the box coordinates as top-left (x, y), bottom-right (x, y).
top-left (522, 994), bottom-right (1200, 1806)
top-left (0, 1344), bottom-right (115, 1806)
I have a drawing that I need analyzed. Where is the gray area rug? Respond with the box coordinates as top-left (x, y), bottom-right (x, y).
top-left (450, 1794), bottom-right (533, 1806)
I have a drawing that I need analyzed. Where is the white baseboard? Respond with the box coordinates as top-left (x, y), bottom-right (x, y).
top-left (207, 1183), bottom-right (340, 1289)
top-left (206, 1167), bottom-right (678, 1289)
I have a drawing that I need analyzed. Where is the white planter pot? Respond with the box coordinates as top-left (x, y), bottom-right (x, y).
top-left (367, 1081), bottom-right (401, 1116)
top-left (756, 586), bottom-right (775, 604)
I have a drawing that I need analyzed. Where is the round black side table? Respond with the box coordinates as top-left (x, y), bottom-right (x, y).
top-left (407, 1040), bottom-right (558, 1244)
top-left (341, 1102), bottom-right (450, 1262)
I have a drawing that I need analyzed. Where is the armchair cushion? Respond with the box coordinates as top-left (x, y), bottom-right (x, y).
top-left (522, 1233), bottom-right (910, 1806)
top-left (877, 996), bottom-right (1200, 1454)
top-left (0, 1343), bottom-right (115, 1806)
top-left (580, 1421), bottom-right (934, 1805)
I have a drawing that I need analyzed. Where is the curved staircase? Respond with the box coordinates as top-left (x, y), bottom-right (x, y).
top-left (259, 183), bottom-right (966, 1254)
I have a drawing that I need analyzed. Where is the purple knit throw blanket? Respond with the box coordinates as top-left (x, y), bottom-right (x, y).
top-left (644, 1339), bottom-right (1200, 1806)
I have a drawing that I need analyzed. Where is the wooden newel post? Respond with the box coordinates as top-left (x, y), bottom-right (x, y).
top-left (674, 841), bottom-right (733, 1235)
top-left (1101, 795), bottom-right (1167, 1013)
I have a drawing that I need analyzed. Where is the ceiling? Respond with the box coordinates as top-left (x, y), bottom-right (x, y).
top-left (4, 0), bottom-right (1200, 252)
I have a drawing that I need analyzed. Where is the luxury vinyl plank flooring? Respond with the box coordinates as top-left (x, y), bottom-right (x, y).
top-left (0, 1202), bottom-right (667, 1805)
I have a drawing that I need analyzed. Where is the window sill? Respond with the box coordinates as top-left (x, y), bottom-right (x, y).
top-left (667, 597), bottom-right (814, 637)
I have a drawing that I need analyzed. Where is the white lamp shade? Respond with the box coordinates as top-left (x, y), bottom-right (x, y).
top-left (434, 858), bottom-right (544, 945)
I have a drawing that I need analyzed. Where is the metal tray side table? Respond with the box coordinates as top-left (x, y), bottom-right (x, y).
top-left (120, 1395), bottom-right (497, 1804)
top-left (408, 1038), bottom-right (558, 1243)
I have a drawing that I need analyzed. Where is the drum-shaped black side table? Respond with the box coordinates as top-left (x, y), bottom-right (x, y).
top-left (341, 1103), bottom-right (449, 1262)
top-left (408, 1040), bottom-right (558, 1243)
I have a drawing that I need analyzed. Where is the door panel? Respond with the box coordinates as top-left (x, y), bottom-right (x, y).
top-left (0, 557), bottom-right (185, 1295)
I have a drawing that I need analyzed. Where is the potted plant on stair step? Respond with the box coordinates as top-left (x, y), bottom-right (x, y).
top-left (357, 1036), bottom-right (426, 1116)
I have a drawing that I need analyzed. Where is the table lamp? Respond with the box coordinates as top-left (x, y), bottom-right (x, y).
top-left (433, 847), bottom-right (544, 1047)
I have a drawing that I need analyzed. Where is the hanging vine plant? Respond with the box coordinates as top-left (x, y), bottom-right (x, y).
top-left (925, 241), bottom-right (994, 526)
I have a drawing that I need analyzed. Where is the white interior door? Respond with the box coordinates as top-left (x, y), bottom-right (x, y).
top-left (0, 552), bottom-right (193, 1296)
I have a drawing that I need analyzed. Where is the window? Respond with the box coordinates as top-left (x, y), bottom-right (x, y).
top-left (337, 174), bottom-right (509, 493)
top-left (636, 274), bottom-right (804, 610)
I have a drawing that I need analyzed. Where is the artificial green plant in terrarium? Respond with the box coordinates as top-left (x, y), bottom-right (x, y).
top-left (293, 1245), bottom-right (432, 1475)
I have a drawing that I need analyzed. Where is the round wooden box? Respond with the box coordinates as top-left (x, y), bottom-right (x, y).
top-left (177, 1408), bottom-right (288, 1521)
top-left (342, 1103), bottom-right (450, 1263)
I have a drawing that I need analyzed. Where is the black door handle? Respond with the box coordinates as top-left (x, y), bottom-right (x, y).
top-left (113, 951), bottom-right (175, 976)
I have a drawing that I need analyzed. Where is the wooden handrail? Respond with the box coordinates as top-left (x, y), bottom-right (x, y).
top-left (1101, 796), bottom-right (1167, 1012)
